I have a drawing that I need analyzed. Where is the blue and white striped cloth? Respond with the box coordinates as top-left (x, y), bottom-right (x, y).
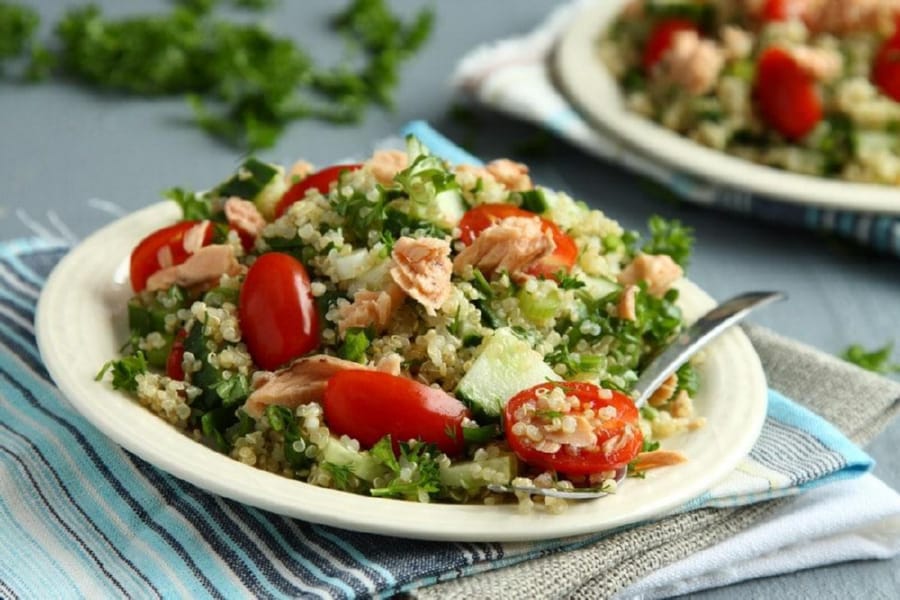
top-left (451, 1), bottom-right (900, 258)
top-left (0, 231), bottom-right (877, 597)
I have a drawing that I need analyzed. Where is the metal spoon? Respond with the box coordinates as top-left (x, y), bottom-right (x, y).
top-left (488, 290), bottom-right (786, 500)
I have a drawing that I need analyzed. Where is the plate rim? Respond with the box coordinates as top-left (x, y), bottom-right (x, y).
top-left (35, 201), bottom-right (769, 542)
top-left (552, 0), bottom-right (900, 215)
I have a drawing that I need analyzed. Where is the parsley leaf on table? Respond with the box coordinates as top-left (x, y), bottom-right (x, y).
top-left (841, 343), bottom-right (900, 375)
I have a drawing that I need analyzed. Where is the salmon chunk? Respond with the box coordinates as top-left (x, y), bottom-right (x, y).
top-left (145, 244), bottom-right (240, 292)
top-left (224, 197), bottom-right (267, 240)
top-left (336, 284), bottom-right (406, 336)
top-left (390, 236), bottom-right (453, 315)
top-left (485, 159), bottom-right (533, 191)
top-left (617, 253), bottom-right (683, 297)
top-left (243, 355), bottom-right (371, 418)
top-left (369, 150), bottom-right (409, 186)
top-left (655, 30), bottom-right (724, 95)
top-left (453, 216), bottom-right (555, 278)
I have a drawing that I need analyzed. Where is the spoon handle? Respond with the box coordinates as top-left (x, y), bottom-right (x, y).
top-left (632, 291), bottom-right (786, 408)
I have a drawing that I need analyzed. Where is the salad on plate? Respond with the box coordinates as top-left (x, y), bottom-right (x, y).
top-left (98, 137), bottom-right (702, 511)
top-left (600, 0), bottom-right (900, 184)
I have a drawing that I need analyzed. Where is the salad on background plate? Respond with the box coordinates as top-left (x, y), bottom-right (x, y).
top-left (96, 137), bottom-right (704, 511)
top-left (600, 0), bottom-right (900, 184)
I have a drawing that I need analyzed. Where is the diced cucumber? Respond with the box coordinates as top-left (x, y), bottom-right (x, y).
top-left (518, 286), bottom-right (562, 323)
top-left (455, 327), bottom-right (561, 419)
top-left (855, 131), bottom-right (897, 155)
top-left (434, 189), bottom-right (466, 226)
top-left (440, 454), bottom-right (517, 490)
top-left (320, 438), bottom-right (389, 482)
top-left (582, 275), bottom-right (621, 300)
top-left (215, 158), bottom-right (287, 220)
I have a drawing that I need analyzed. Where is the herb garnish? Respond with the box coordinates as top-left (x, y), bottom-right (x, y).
top-left (841, 343), bottom-right (900, 375)
top-left (4, 0), bottom-right (432, 149)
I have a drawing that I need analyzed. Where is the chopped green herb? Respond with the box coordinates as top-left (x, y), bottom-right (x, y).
top-left (214, 374), bottom-right (250, 406)
top-left (95, 352), bottom-right (148, 393)
top-left (370, 439), bottom-right (443, 500)
top-left (339, 327), bottom-right (371, 363)
top-left (556, 272), bottom-right (586, 290)
top-left (323, 462), bottom-right (355, 490)
top-left (471, 268), bottom-right (493, 298)
top-left (165, 187), bottom-right (212, 221)
top-left (516, 188), bottom-right (549, 213)
top-left (461, 424), bottom-right (500, 444)
top-left (841, 343), bottom-right (900, 374)
top-left (640, 215), bottom-right (694, 268)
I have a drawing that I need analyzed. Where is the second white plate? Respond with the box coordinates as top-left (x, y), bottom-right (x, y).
top-left (553, 0), bottom-right (900, 215)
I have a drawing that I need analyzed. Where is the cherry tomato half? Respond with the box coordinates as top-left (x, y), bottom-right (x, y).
top-left (503, 382), bottom-right (643, 475)
top-left (458, 204), bottom-right (577, 278)
top-left (754, 46), bottom-right (823, 140)
top-left (166, 329), bottom-right (187, 381)
top-left (130, 220), bottom-right (212, 292)
top-left (642, 19), bottom-right (698, 71)
top-left (323, 370), bottom-right (470, 456)
top-left (274, 163), bottom-right (362, 218)
top-left (873, 31), bottom-right (900, 102)
top-left (238, 252), bottom-right (320, 370)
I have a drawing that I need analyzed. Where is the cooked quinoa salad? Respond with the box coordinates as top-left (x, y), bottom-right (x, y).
top-left (98, 137), bottom-right (703, 511)
top-left (600, 0), bottom-right (900, 184)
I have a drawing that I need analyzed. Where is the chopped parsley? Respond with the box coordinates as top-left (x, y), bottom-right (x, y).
top-left (841, 343), bottom-right (900, 375)
top-left (640, 215), bottom-right (695, 268)
top-left (95, 352), bottom-right (148, 393)
top-left (369, 437), bottom-right (443, 500)
top-left (10, 0), bottom-right (432, 149)
top-left (339, 328), bottom-right (371, 363)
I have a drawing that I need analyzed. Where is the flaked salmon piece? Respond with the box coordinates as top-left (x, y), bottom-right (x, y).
top-left (390, 237), bottom-right (452, 315)
top-left (453, 216), bottom-right (555, 278)
top-left (629, 449), bottom-right (688, 472)
top-left (182, 221), bottom-right (212, 255)
top-left (656, 30), bottom-right (724, 95)
top-left (286, 159), bottom-right (314, 184)
top-left (789, 45), bottom-right (843, 82)
top-left (648, 373), bottom-right (679, 407)
top-left (146, 244), bottom-right (240, 292)
top-left (336, 283), bottom-right (406, 336)
top-left (243, 355), bottom-right (372, 418)
top-left (617, 253), bottom-right (683, 297)
top-left (721, 25), bottom-right (753, 60)
top-left (485, 159), bottom-right (533, 191)
top-left (617, 284), bottom-right (638, 322)
top-left (805, 0), bottom-right (900, 34)
top-left (224, 197), bottom-right (267, 240)
top-left (369, 150), bottom-right (409, 186)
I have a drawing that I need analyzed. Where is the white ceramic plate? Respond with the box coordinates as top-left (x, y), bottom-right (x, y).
top-left (553, 0), bottom-right (900, 215)
top-left (36, 202), bottom-right (768, 542)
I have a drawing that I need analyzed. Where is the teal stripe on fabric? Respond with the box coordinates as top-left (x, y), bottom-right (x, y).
top-left (400, 121), bottom-right (483, 166)
top-left (0, 483), bottom-right (80, 597)
top-left (0, 347), bottom-right (237, 599)
top-left (241, 514), bottom-right (361, 598)
top-left (0, 384), bottom-right (201, 599)
top-left (765, 390), bottom-right (873, 471)
top-left (311, 525), bottom-right (399, 588)
top-left (0, 286), bottom-right (37, 316)
top-left (873, 217), bottom-right (892, 251)
top-left (804, 207), bottom-right (820, 229)
top-left (544, 106), bottom-right (580, 134)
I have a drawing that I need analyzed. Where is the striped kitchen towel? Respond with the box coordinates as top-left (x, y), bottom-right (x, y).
top-left (2, 236), bottom-right (898, 598)
top-left (452, 0), bottom-right (900, 259)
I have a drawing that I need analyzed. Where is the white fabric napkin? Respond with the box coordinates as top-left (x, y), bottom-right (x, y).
top-left (616, 473), bottom-right (900, 598)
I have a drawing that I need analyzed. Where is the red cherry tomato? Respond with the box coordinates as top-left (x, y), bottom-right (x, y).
top-left (323, 370), bottom-right (470, 456)
top-left (166, 329), bottom-right (187, 380)
top-left (129, 220), bottom-right (212, 292)
top-left (643, 19), bottom-right (698, 71)
top-left (755, 47), bottom-right (823, 140)
top-left (274, 163), bottom-right (362, 218)
top-left (873, 32), bottom-right (900, 102)
top-left (504, 382), bottom-right (643, 475)
top-left (458, 204), bottom-right (577, 278)
top-left (238, 253), bottom-right (320, 370)
top-left (760, 0), bottom-right (806, 21)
